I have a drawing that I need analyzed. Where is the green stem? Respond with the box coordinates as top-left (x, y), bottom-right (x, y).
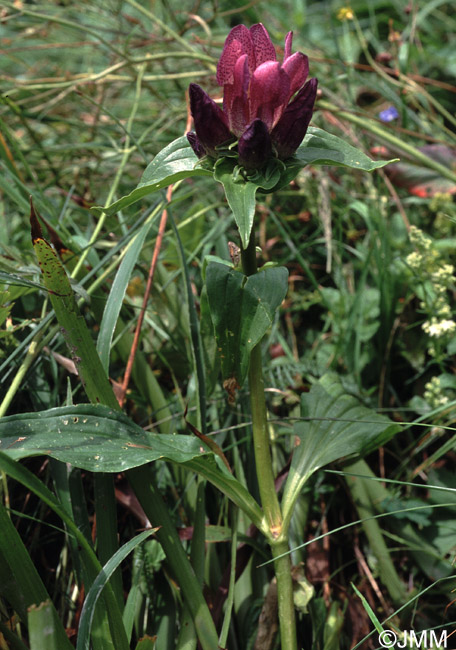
top-left (271, 540), bottom-right (298, 650)
top-left (241, 237), bottom-right (281, 534)
top-left (94, 474), bottom-right (124, 611)
top-left (241, 233), bottom-right (297, 650)
top-left (247, 345), bottom-right (282, 534)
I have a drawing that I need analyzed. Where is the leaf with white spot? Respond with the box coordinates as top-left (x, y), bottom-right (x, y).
top-left (0, 405), bottom-right (210, 471)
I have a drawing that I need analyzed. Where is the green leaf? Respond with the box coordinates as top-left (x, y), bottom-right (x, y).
top-left (183, 456), bottom-right (265, 535)
top-left (28, 601), bottom-right (74, 650)
top-left (95, 137), bottom-right (211, 216)
top-left (169, 212), bottom-right (207, 434)
top-left (294, 127), bottom-right (397, 171)
top-left (212, 128), bottom-right (393, 245)
top-left (213, 157), bottom-right (281, 248)
top-left (97, 219), bottom-right (153, 372)
top-left (0, 404), bottom-right (210, 472)
top-left (351, 583), bottom-right (384, 634)
top-left (0, 501), bottom-right (52, 622)
top-left (77, 529), bottom-right (156, 650)
top-left (92, 129), bottom-right (394, 234)
top-left (281, 374), bottom-right (400, 528)
top-left (0, 452), bottom-right (128, 650)
top-left (0, 620), bottom-right (29, 650)
top-left (213, 158), bottom-right (257, 249)
top-left (31, 204), bottom-right (119, 411)
top-left (205, 262), bottom-right (288, 387)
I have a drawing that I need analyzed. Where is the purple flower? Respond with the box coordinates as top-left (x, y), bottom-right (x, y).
top-left (187, 24), bottom-right (318, 167)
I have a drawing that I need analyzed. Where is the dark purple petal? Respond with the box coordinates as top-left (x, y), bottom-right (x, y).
top-left (186, 131), bottom-right (205, 158)
top-left (216, 25), bottom-right (254, 85)
top-left (283, 52), bottom-right (309, 95)
top-left (223, 54), bottom-right (250, 136)
top-left (249, 23), bottom-right (276, 67)
top-left (189, 83), bottom-right (231, 156)
top-left (238, 119), bottom-right (272, 169)
top-left (284, 31), bottom-right (293, 60)
top-left (271, 78), bottom-right (318, 159)
top-left (249, 61), bottom-right (290, 130)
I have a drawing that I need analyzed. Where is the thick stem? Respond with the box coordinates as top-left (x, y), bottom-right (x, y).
top-left (272, 541), bottom-right (298, 650)
top-left (247, 345), bottom-right (282, 534)
top-left (241, 236), bottom-right (281, 533)
top-left (241, 233), bottom-right (297, 650)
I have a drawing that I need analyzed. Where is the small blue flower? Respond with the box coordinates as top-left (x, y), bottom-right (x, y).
top-left (378, 106), bottom-right (399, 122)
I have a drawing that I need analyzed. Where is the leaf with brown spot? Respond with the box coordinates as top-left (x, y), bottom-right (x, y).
top-left (30, 198), bottom-right (118, 409)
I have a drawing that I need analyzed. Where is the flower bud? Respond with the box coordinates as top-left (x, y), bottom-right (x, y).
top-left (188, 83), bottom-right (232, 157)
top-left (271, 78), bottom-right (318, 159)
top-left (238, 119), bottom-right (272, 169)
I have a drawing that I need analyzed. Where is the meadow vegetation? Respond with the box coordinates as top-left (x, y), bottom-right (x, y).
top-left (0, 1), bottom-right (455, 648)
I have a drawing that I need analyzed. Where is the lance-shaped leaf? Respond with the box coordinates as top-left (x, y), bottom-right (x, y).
top-left (93, 137), bottom-right (211, 216)
top-left (281, 374), bottom-right (400, 531)
top-left (77, 529), bottom-right (156, 650)
top-left (0, 404), bottom-right (210, 472)
top-left (0, 501), bottom-right (73, 650)
top-left (258, 126), bottom-right (399, 195)
top-left (30, 202), bottom-right (118, 410)
top-left (213, 157), bottom-right (282, 248)
top-left (205, 262), bottom-right (288, 388)
top-left (294, 127), bottom-right (397, 170)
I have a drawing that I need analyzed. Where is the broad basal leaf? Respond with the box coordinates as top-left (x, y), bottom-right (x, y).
top-left (95, 137), bottom-right (211, 216)
top-left (281, 374), bottom-right (400, 527)
top-left (0, 404), bottom-right (210, 472)
top-left (205, 262), bottom-right (288, 389)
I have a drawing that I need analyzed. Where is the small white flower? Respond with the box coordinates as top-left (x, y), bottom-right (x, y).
top-left (423, 318), bottom-right (456, 337)
top-left (406, 251), bottom-right (422, 269)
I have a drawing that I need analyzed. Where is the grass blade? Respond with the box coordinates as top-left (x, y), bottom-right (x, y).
top-left (77, 529), bottom-right (156, 650)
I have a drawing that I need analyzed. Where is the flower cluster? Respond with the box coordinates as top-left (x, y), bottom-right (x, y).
top-left (187, 24), bottom-right (318, 170)
top-left (423, 318), bottom-right (456, 338)
top-left (406, 225), bottom-right (455, 355)
top-left (423, 376), bottom-right (449, 409)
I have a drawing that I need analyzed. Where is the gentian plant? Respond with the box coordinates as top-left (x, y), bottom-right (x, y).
top-left (0, 22), bottom-right (398, 650)
top-left (95, 23), bottom-right (395, 649)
